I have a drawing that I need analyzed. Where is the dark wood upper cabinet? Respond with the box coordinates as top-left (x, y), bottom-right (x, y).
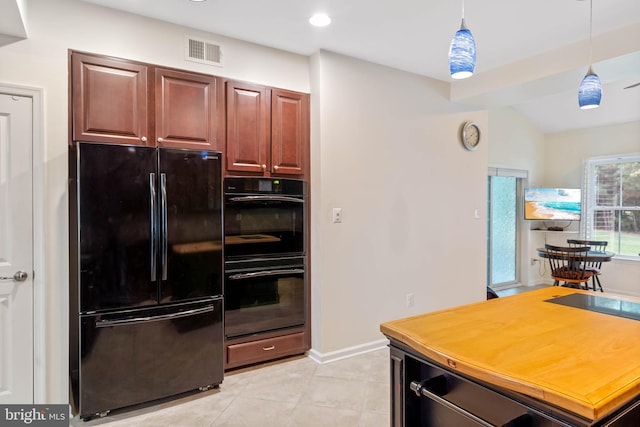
top-left (155, 68), bottom-right (223, 151)
top-left (225, 80), bottom-right (270, 174)
top-left (71, 51), bottom-right (310, 177)
top-left (226, 81), bottom-right (309, 177)
top-left (71, 52), bottom-right (223, 151)
top-left (71, 52), bottom-right (151, 145)
top-left (271, 88), bottom-right (309, 176)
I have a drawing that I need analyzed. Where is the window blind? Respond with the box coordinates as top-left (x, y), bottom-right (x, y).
top-left (488, 167), bottom-right (528, 178)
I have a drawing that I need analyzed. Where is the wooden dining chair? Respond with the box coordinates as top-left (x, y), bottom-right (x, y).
top-left (544, 244), bottom-right (594, 290)
top-left (567, 239), bottom-right (608, 292)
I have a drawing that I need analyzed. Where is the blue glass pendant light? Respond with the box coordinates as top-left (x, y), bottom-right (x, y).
top-left (578, 0), bottom-right (602, 109)
top-left (449, 1), bottom-right (476, 79)
top-left (579, 66), bottom-right (602, 109)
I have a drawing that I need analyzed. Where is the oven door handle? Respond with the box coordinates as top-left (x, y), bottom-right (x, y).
top-left (228, 195), bottom-right (304, 203)
top-left (228, 269), bottom-right (305, 280)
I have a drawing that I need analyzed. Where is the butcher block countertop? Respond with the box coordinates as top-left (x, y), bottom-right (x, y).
top-left (380, 287), bottom-right (640, 422)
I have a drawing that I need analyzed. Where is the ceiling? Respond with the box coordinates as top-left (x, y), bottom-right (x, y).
top-left (79, 0), bottom-right (640, 134)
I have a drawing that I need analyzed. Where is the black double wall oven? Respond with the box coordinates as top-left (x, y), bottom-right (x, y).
top-left (223, 177), bottom-right (307, 341)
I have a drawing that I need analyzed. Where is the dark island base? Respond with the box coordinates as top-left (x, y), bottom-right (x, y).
top-left (388, 340), bottom-right (640, 427)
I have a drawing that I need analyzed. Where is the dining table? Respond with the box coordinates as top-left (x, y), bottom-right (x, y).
top-left (537, 246), bottom-right (614, 291)
top-left (536, 247), bottom-right (615, 263)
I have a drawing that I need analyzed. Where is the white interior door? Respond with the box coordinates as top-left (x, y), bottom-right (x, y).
top-left (0, 93), bottom-right (34, 404)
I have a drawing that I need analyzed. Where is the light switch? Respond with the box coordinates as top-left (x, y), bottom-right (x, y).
top-left (332, 208), bottom-right (342, 223)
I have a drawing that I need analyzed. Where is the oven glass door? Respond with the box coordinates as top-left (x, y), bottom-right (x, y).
top-left (224, 195), bottom-right (305, 259)
top-left (225, 265), bottom-right (305, 339)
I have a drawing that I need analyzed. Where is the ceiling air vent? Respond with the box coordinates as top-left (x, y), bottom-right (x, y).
top-left (185, 36), bottom-right (223, 67)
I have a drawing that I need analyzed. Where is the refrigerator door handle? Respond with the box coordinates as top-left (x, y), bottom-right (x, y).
top-left (160, 173), bottom-right (168, 281)
top-left (95, 305), bottom-right (215, 328)
top-left (149, 173), bottom-right (157, 282)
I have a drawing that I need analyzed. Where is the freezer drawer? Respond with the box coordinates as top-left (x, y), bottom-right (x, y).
top-left (73, 299), bottom-right (223, 419)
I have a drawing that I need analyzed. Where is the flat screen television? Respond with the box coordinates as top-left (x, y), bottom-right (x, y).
top-left (524, 188), bottom-right (581, 221)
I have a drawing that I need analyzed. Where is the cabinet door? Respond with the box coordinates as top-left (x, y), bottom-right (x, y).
top-left (74, 143), bottom-right (157, 312)
top-left (155, 68), bottom-right (223, 150)
top-left (271, 89), bottom-right (309, 176)
top-left (71, 53), bottom-right (150, 145)
top-left (225, 80), bottom-right (270, 174)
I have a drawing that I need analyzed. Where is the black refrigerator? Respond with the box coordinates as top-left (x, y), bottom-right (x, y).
top-left (69, 142), bottom-right (224, 420)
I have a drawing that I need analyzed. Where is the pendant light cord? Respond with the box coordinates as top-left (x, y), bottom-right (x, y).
top-left (588, 0), bottom-right (593, 66)
top-left (460, 0), bottom-right (466, 28)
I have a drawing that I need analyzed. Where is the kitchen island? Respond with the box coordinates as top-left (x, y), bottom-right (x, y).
top-left (380, 287), bottom-right (640, 426)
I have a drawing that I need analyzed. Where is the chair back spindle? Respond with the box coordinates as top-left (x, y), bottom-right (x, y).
top-left (567, 239), bottom-right (608, 291)
top-left (544, 244), bottom-right (594, 290)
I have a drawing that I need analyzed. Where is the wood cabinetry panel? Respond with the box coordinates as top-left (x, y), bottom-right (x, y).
top-left (271, 89), bottom-right (309, 176)
top-left (72, 53), bottom-right (150, 145)
top-left (225, 81), bottom-right (270, 173)
top-left (155, 68), bottom-right (223, 151)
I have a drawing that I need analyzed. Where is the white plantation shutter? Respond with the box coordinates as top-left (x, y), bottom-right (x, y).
top-left (584, 153), bottom-right (640, 258)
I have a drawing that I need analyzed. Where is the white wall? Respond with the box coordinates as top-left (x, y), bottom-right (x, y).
top-left (0, 0), bottom-right (310, 404)
top-left (309, 51), bottom-right (488, 356)
top-left (543, 121), bottom-right (640, 187)
top-left (542, 121), bottom-right (640, 296)
top-left (488, 107), bottom-right (545, 183)
top-left (487, 107), bottom-right (547, 288)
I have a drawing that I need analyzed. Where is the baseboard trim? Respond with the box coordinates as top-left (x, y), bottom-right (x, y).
top-left (308, 338), bottom-right (389, 364)
top-left (600, 287), bottom-right (640, 298)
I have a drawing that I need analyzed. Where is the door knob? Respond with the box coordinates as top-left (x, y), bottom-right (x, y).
top-left (0, 271), bottom-right (28, 282)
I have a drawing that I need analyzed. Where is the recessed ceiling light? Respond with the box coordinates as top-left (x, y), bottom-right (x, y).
top-left (309, 13), bottom-right (331, 27)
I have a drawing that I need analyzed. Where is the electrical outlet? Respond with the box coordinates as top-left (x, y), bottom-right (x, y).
top-left (406, 293), bottom-right (415, 308)
top-left (332, 207), bottom-right (342, 223)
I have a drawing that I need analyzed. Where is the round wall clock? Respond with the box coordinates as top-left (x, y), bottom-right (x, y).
top-left (461, 121), bottom-right (480, 151)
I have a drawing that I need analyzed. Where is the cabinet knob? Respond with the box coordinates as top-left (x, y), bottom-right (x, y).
top-left (140, 136), bottom-right (147, 142)
top-left (261, 164), bottom-right (267, 170)
top-left (273, 165), bottom-right (279, 171)
top-left (157, 137), bottom-right (164, 143)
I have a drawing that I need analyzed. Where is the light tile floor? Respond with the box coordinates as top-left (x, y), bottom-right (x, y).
top-left (71, 347), bottom-right (390, 427)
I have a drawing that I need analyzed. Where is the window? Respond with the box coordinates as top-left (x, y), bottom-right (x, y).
top-left (583, 154), bottom-right (640, 259)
